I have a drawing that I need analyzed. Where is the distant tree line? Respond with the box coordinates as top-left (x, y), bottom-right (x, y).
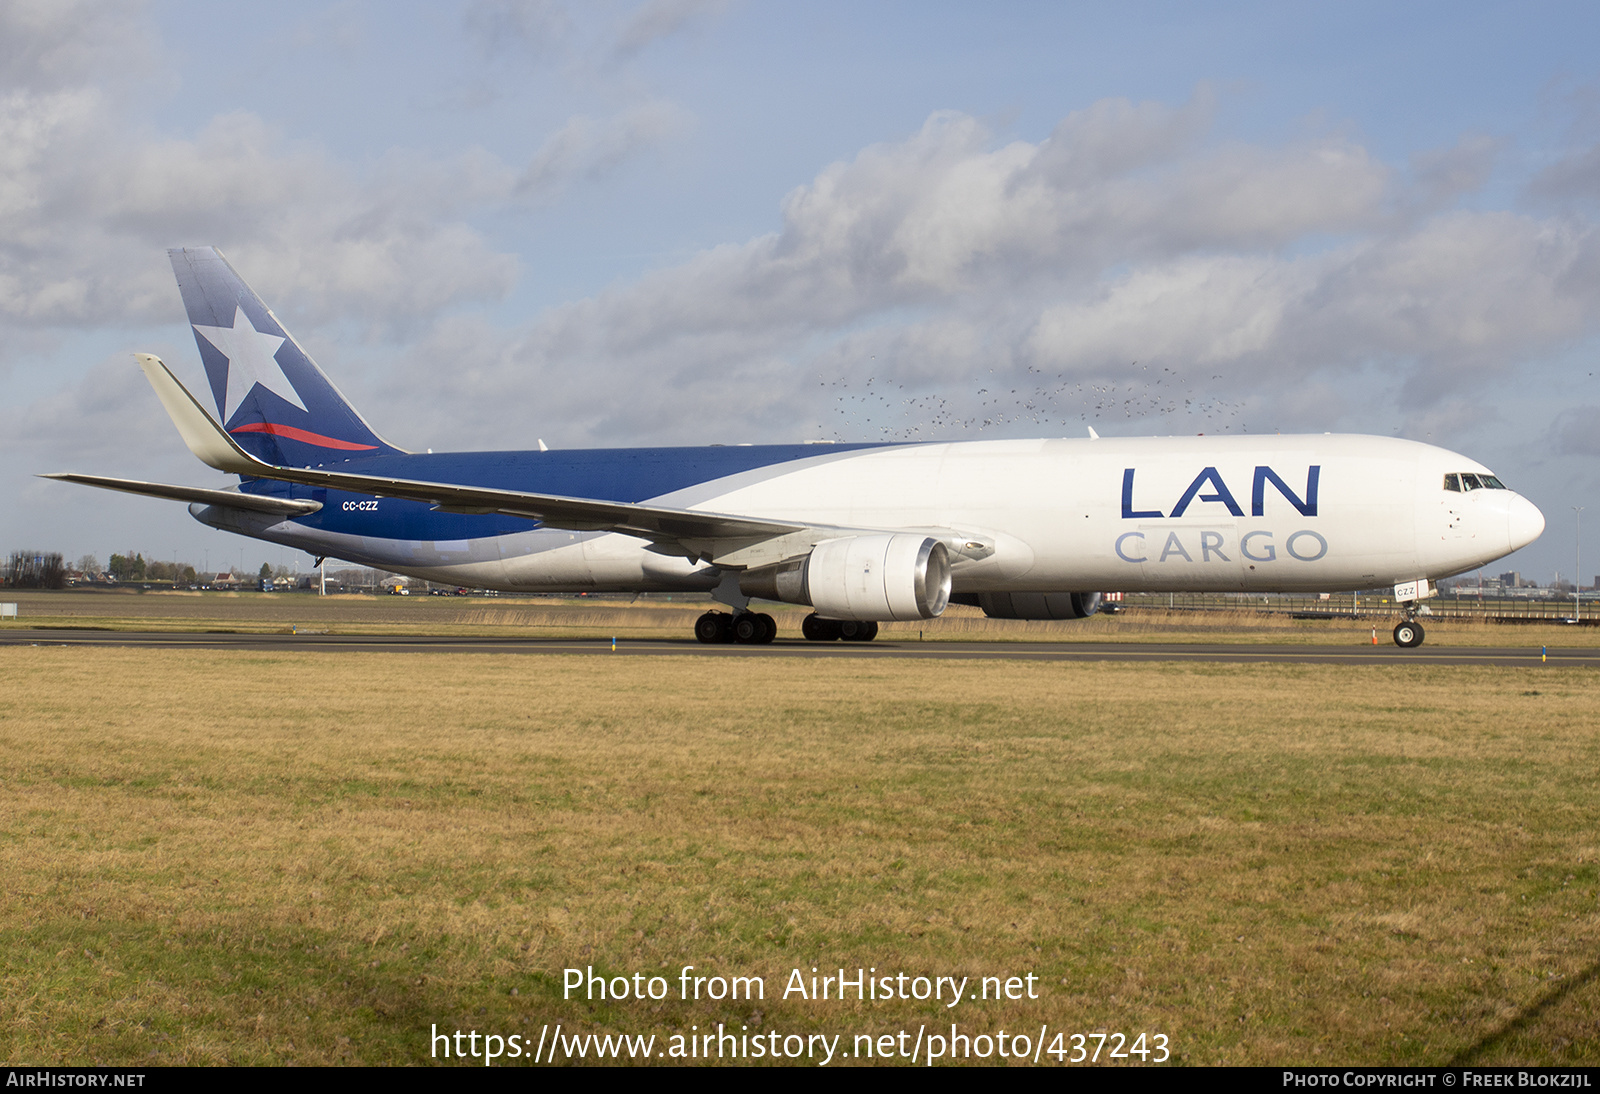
top-left (152, 561), bottom-right (199, 583)
top-left (105, 552), bottom-right (197, 584)
top-left (7, 551), bottom-right (66, 589)
top-left (109, 552), bottom-right (146, 581)
top-left (5, 549), bottom-right (350, 590)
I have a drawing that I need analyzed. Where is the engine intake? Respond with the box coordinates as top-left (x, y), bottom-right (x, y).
top-left (741, 534), bottom-right (951, 621)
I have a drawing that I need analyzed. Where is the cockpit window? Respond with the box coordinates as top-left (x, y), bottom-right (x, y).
top-left (1446, 471), bottom-right (1507, 492)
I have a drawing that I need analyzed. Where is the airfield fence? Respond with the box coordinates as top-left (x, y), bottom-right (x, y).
top-left (1118, 591), bottom-right (1596, 624)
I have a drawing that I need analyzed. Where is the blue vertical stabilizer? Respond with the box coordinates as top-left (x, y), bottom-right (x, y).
top-left (169, 247), bottom-right (402, 466)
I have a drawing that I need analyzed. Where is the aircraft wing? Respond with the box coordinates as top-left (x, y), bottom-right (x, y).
top-left (55, 354), bottom-right (812, 546)
top-left (271, 467), bottom-right (807, 542)
top-left (38, 473), bottom-right (323, 516)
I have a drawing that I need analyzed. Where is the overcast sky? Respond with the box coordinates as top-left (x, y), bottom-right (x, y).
top-left (4, 0), bottom-right (1598, 582)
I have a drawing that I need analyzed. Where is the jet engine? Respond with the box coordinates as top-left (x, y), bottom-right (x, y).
top-left (963, 591), bottom-right (1102, 620)
top-left (740, 534), bottom-right (952, 621)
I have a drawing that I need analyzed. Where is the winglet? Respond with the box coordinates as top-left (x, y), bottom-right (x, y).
top-left (135, 353), bottom-right (265, 476)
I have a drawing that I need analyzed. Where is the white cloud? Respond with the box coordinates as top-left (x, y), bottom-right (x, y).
top-left (8, 8), bottom-right (1600, 523)
top-left (0, 0), bottom-right (155, 91)
top-left (462, 0), bottom-right (572, 59)
top-left (515, 99), bottom-right (1392, 358)
top-left (364, 97), bottom-right (1600, 452)
top-left (1292, 212), bottom-right (1599, 396)
top-left (1028, 254), bottom-right (1304, 374)
top-left (1, 351), bottom-right (169, 464)
top-left (1029, 210), bottom-right (1600, 406)
top-left (1527, 144), bottom-right (1600, 211)
top-left (0, 15), bottom-right (691, 334)
top-left (0, 78), bottom-right (520, 330)
top-left (516, 100), bottom-right (692, 199)
top-left (613, 0), bottom-right (731, 58)
top-left (1550, 405), bottom-right (1600, 456)
top-left (1408, 133), bottom-right (1499, 210)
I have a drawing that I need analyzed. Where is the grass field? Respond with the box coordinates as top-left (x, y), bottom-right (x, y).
top-left (2, 645), bottom-right (1597, 1066)
top-left (4, 589), bottom-right (1599, 647)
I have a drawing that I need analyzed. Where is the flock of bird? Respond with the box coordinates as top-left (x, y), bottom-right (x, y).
top-left (817, 361), bottom-right (1248, 441)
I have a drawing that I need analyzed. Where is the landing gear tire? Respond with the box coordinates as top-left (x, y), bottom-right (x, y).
top-left (802, 613), bottom-right (840, 641)
top-left (734, 612), bottom-right (775, 644)
top-left (801, 614), bottom-right (878, 641)
top-left (695, 611), bottom-right (733, 644)
top-left (1393, 621), bottom-right (1425, 648)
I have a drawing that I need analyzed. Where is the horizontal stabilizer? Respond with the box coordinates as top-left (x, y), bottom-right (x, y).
top-left (39, 473), bottom-right (323, 516)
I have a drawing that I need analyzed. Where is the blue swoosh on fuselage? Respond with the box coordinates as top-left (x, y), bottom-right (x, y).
top-left (236, 443), bottom-right (893, 541)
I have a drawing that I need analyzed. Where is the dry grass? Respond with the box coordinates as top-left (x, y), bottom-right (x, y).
top-left (1, 648), bottom-right (1598, 1066)
top-left (4, 590), bottom-right (1599, 647)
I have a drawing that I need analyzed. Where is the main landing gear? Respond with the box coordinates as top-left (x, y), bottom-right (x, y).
top-left (691, 610), bottom-right (882, 643)
top-left (689, 573), bottom-right (878, 645)
top-left (695, 610), bottom-right (776, 645)
top-left (695, 570), bottom-right (776, 644)
top-left (801, 613), bottom-right (878, 642)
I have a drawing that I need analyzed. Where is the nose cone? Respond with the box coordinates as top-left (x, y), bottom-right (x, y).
top-left (1509, 494), bottom-right (1545, 552)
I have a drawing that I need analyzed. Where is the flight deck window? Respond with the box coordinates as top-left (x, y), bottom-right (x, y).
top-left (1461, 473), bottom-right (1483, 490)
top-left (1443, 473), bottom-right (1461, 492)
top-left (1482, 475), bottom-right (1506, 489)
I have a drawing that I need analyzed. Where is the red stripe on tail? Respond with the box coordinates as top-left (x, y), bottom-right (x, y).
top-left (229, 422), bottom-right (378, 451)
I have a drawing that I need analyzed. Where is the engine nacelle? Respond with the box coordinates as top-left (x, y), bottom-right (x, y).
top-left (740, 534), bottom-right (952, 621)
top-left (970, 591), bottom-right (1102, 620)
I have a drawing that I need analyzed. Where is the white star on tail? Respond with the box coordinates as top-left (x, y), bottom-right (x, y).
top-left (192, 306), bottom-right (306, 423)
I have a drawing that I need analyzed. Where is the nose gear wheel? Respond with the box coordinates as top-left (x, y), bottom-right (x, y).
top-left (1393, 621), bottom-right (1424, 648)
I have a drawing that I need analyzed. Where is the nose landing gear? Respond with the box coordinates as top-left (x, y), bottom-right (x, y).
top-left (1389, 580), bottom-right (1435, 648)
top-left (1392, 599), bottom-right (1426, 648)
top-left (1392, 620), bottom-right (1425, 648)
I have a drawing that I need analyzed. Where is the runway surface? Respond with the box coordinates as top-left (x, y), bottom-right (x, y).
top-left (2, 629), bottom-right (1595, 666)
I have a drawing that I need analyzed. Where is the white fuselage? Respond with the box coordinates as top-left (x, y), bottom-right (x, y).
top-left (220, 433), bottom-right (1544, 598)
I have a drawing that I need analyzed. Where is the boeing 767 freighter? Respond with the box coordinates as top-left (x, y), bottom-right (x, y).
top-left (45, 248), bottom-right (1545, 647)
